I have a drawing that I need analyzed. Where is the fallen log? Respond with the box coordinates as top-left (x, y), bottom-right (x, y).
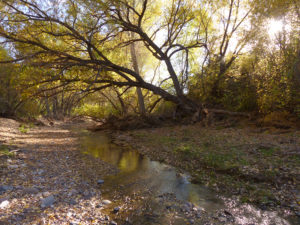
top-left (204, 108), bottom-right (251, 118)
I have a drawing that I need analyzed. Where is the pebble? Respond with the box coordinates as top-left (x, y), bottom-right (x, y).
top-left (8, 165), bottom-right (18, 169)
top-left (23, 187), bottom-right (39, 194)
top-left (42, 191), bottom-right (51, 197)
top-left (41, 195), bottom-right (55, 208)
top-left (19, 174), bottom-right (26, 179)
top-left (69, 199), bottom-right (77, 205)
top-left (0, 185), bottom-right (13, 193)
top-left (97, 179), bottom-right (104, 185)
top-left (83, 190), bottom-right (90, 197)
top-left (102, 200), bottom-right (112, 205)
top-left (218, 216), bottom-right (227, 222)
top-left (185, 202), bottom-right (193, 208)
top-left (37, 169), bottom-right (44, 175)
top-left (0, 200), bottom-right (10, 209)
top-left (68, 189), bottom-right (78, 197)
top-left (96, 204), bottom-right (102, 208)
top-left (113, 207), bottom-right (120, 213)
top-left (36, 193), bottom-right (43, 198)
top-left (182, 205), bottom-right (191, 212)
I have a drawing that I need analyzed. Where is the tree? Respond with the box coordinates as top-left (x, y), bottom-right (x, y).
top-left (130, 32), bottom-right (146, 115)
top-left (0, 47), bottom-right (42, 117)
top-left (0, 0), bottom-right (206, 114)
top-left (188, 0), bottom-right (260, 102)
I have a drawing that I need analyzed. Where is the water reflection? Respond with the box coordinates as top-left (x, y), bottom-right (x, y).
top-left (80, 131), bottom-right (297, 225)
top-left (82, 134), bottom-right (143, 173)
top-left (80, 132), bottom-right (223, 211)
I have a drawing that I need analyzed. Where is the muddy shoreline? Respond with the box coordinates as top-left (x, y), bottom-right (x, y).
top-left (1, 117), bottom-right (299, 224)
top-left (110, 123), bottom-right (300, 220)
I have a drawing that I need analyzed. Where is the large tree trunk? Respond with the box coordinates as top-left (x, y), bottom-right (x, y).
top-left (52, 96), bottom-right (58, 119)
top-left (45, 96), bottom-right (51, 117)
top-left (210, 55), bottom-right (236, 99)
top-left (130, 37), bottom-right (146, 116)
top-left (115, 88), bottom-right (128, 116)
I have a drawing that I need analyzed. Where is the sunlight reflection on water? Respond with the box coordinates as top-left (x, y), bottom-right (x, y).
top-left (80, 132), bottom-right (223, 211)
top-left (80, 131), bottom-right (297, 225)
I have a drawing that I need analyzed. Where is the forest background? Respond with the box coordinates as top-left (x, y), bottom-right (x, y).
top-left (0, 0), bottom-right (299, 123)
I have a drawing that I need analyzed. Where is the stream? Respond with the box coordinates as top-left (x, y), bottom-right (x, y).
top-left (79, 130), bottom-right (298, 225)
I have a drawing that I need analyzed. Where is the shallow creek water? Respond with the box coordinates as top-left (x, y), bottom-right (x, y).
top-left (80, 131), bottom-right (297, 225)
